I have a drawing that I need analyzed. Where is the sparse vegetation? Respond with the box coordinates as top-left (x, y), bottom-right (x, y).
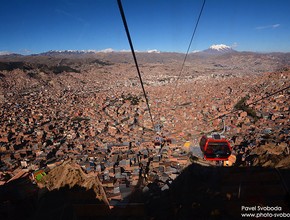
top-left (71, 117), bottom-right (90, 122)
top-left (0, 61), bottom-right (81, 75)
top-left (0, 61), bottom-right (32, 71)
top-left (90, 59), bottom-right (112, 66)
top-left (51, 65), bottom-right (80, 74)
top-left (121, 94), bottom-right (142, 105)
top-left (234, 95), bottom-right (259, 120)
top-left (27, 72), bottom-right (39, 78)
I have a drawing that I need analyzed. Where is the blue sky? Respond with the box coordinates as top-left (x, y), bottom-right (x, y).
top-left (0, 0), bottom-right (290, 54)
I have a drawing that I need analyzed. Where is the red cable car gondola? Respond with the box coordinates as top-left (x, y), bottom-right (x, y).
top-left (199, 133), bottom-right (232, 161)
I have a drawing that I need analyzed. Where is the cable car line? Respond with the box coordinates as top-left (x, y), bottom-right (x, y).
top-left (171, 0), bottom-right (206, 102)
top-left (117, 0), bottom-right (155, 129)
top-left (184, 84), bottom-right (290, 140)
top-left (208, 84), bottom-right (290, 122)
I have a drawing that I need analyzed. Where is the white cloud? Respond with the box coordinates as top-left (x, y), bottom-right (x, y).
top-left (255, 24), bottom-right (280, 30)
top-left (231, 42), bottom-right (238, 48)
top-left (55, 9), bottom-right (86, 23)
top-left (272, 24), bottom-right (280, 28)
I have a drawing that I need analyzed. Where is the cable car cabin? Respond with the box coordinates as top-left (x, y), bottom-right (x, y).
top-left (154, 136), bottom-right (163, 146)
top-left (199, 134), bottom-right (232, 161)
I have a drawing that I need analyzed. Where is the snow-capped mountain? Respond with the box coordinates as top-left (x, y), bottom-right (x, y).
top-left (0, 51), bottom-right (15, 56)
top-left (99, 48), bottom-right (114, 53)
top-left (40, 50), bottom-right (98, 56)
top-left (209, 44), bottom-right (231, 51)
top-left (40, 48), bottom-right (161, 55)
top-left (201, 44), bottom-right (236, 55)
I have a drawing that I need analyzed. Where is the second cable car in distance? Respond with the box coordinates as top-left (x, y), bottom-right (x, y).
top-left (199, 133), bottom-right (232, 161)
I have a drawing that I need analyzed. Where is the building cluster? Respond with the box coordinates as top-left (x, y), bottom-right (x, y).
top-left (84, 139), bottom-right (189, 202)
top-left (0, 85), bottom-right (190, 202)
top-left (0, 59), bottom-right (289, 201)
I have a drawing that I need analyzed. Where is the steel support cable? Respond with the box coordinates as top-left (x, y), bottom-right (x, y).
top-left (117, 0), bottom-right (155, 129)
top-left (187, 84), bottom-right (290, 135)
top-left (209, 84), bottom-right (290, 122)
top-left (171, 0), bottom-right (206, 102)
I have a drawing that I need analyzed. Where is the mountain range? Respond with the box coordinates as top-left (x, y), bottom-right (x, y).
top-left (38, 44), bottom-right (236, 56)
top-left (0, 44), bottom-right (289, 75)
top-left (2, 44), bottom-right (289, 57)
